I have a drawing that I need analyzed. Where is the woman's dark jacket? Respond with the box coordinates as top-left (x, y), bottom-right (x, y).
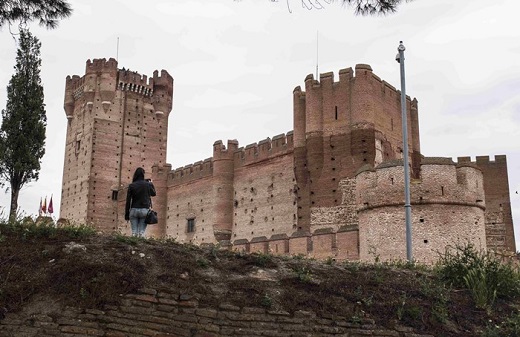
top-left (124, 179), bottom-right (156, 220)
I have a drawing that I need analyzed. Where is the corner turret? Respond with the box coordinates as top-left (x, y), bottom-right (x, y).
top-left (152, 70), bottom-right (174, 119)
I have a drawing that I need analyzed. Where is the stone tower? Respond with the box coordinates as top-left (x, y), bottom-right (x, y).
top-left (60, 58), bottom-right (173, 231)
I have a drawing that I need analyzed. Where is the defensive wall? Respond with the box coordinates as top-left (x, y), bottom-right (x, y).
top-left (165, 133), bottom-right (296, 245)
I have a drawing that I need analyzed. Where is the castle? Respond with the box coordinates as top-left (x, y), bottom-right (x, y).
top-left (60, 58), bottom-right (515, 263)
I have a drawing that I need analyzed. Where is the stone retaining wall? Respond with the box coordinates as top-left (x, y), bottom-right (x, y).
top-left (0, 289), bottom-right (434, 337)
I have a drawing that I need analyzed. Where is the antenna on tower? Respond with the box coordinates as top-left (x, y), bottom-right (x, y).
top-left (316, 30), bottom-right (319, 80)
top-left (116, 37), bottom-right (119, 62)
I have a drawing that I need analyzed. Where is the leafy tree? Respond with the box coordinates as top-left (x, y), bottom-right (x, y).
top-left (0, 29), bottom-right (46, 220)
top-left (0, 0), bottom-right (72, 29)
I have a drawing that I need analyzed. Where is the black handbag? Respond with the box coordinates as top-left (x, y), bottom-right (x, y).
top-left (145, 209), bottom-right (158, 224)
top-left (144, 183), bottom-right (158, 225)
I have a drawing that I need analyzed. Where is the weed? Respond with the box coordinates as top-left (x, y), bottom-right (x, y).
top-left (0, 219), bottom-right (96, 241)
top-left (354, 285), bottom-right (363, 298)
top-left (482, 311), bottom-right (520, 337)
top-left (261, 293), bottom-right (272, 308)
top-left (209, 243), bottom-right (221, 259)
top-left (60, 224), bottom-right (96, 238)
top-left (344, 260), bottom-right (363, 272)
top-left (114, 233), bottom-right (145, 245)
top-left (325, 256), bottom-right (335, 265)
top-left (418, 275), bottom-right (450, 323)
top-left (464, 267), bottom-right (497, 312)
top-left (396, 292), bottom-right (407, 321)
top-left (196, 257), bottom-right (210, 268)
top-left (361, 294), bottom-right (373, 306)
top-left (293, 266), bottom-right (312, 283)
top-left (252, 252), bottom-right (274, 267)
top-left (79, 287), bottom-right (88, 299)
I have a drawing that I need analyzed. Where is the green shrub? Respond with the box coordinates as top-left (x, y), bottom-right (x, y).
top-left (436, 243), bottom-right (520, 307)
top-left (251, 252), bottom-right (275, 267)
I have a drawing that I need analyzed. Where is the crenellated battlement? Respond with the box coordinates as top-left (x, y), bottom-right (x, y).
top-left (233, 132), bottom-right (294, 167)
top-left (167, 132), bottom-right (294, 187)
top-left (153, 69), bottom-right (174, 88)
top-left (456, 155), bottom-right (508, 166)
top-left (355, 157), bottom-right (485, 211)
top-left (63, 60), bottom-right (173, 120)
top-left (168, 158), bottom-right (213, 186)
top-left (297, 64), bottom-right (412, 102)
top-left (85, 58), bottom-right (118, 74)
top-left (117, 70), bottom-right (154, 97)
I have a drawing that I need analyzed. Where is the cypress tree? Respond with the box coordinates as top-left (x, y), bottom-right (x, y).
top-left (0, 29), bottom-right (46, 220)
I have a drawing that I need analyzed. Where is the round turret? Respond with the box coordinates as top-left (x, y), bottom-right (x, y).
top-left (355, 158), bottom-right (486, 264)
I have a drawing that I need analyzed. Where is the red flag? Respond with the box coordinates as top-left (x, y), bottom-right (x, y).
top-left (48, 196), bottom-right (54, 214)
top-left (42, 196), bottom-right (47, 214)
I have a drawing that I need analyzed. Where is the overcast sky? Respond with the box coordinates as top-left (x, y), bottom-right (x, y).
top-left (0, 0), bottom-right (519, 246)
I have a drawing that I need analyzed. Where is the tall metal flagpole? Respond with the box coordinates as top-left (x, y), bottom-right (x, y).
top-left (396, 41), bottom-right (413, 261)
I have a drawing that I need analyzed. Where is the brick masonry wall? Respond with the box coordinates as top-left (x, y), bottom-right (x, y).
top-left (0, 289), bottom-right (435, 337)
top-left (356, 160), bottom-right (487, 264)
top-left (166, 176), bottom-right (217, 245)
top-left (310, 179), bottom-right (358, 233)
top-left (474, 155), bottom-right (515, 252)
top-left (358, 204), bottom-right (486, 264)
top-left (233, 154), bottom-right (297, 242)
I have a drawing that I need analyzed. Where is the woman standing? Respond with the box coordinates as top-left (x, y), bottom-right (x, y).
top-left (124, 167), bottom-right (156, 237)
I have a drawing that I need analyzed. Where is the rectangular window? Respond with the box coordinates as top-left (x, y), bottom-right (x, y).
top-left (187, 218), bottom-right (195, 233)
top-left (111, 190), bottom-right (118, 201)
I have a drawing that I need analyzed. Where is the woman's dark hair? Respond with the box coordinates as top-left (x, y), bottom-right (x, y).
top-left (132, 167), bottom-right (145, 182)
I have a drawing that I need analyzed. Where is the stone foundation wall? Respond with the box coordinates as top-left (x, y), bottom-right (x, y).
top-left (0, 289), bottom-right (435, 337)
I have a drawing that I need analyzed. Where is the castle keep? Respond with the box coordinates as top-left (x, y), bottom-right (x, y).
top-left (60, 58), bottom-right (515, 263)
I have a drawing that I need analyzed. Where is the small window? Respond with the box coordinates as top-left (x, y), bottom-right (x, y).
top-left (111, 190), bottom-right (118, 201)
top-left (187, 218), bottom-right (195, 233)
